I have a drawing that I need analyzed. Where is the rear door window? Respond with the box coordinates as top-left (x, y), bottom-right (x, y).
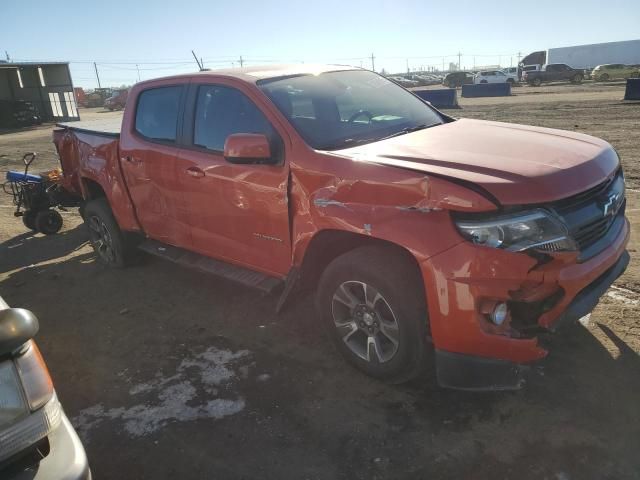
top-left (135, 86), bottom-right (182, 142)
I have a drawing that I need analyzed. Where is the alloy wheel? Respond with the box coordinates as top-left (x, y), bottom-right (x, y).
top-left (331, 281), bottom-right (400, 363)
top-left (87, 215), bottom-right (116, 263)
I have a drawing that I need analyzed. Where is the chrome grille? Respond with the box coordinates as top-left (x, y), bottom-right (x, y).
top-left (550, 170), bottom-right (625, 256)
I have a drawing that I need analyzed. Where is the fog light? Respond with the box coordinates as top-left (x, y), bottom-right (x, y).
top-left (490, 302), bottom-right (508, 326)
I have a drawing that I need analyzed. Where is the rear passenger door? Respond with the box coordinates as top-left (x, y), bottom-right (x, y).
top-left (119, 82), bottom-right (192, 247)
top-left (175, 81), bottom-right (291, 277)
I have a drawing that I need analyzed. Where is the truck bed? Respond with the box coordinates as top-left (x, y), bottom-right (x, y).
top-left (56, 117), bottom-right (121, 137)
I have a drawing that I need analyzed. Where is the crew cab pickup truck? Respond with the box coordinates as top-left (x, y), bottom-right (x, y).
top-left (523, 63), bottom-right (584, 86)
top-left (53, 65), bottom-right (629, 390)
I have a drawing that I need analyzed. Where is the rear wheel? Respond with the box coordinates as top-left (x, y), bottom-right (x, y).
top-left (35, 209), bottom-right (63, 235)
top-left (572, 74), bottom-right (583, 84)
top-left (600, 73), bottom-right (610, 81)
top-left (532, 78), bottom-right (542, 87)
top-left (316, 246), bottom-right (429, 383)
top-left (84, 198), bottom-right (135, 267)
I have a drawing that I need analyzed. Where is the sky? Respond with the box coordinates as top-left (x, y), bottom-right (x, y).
top-left (2, 0), bottom-right (639, 89)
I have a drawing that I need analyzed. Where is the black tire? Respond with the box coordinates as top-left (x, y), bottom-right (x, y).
top-left (316, 246), bottom-right (429, 384)
top-left (532, 78), bottom-right (542, 87)
top-left (22, 210), bottom-right (38, 231)
top-left (35, 209), bottom-right (63, 235)
top-left (507, 78), bottom-right (515, 85)
top-left (600, 73), bottom-right (609, 81)
top-left (572, 74), bottom-right (583, 84)
top-left (84, 198), bottom-right (135, 267)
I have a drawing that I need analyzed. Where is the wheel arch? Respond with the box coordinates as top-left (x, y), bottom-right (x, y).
top-left (297, 229), bottom-right (425, 292)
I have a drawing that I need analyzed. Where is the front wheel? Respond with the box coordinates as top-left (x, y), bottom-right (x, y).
top-left (316, 246), bottom-right (429, 383)
top-left (84, 198), bottom-right (135, 267)
top-left (572, 74), bottom-right (583, 84)
top-left (532, 78), bottom-right (542, 87)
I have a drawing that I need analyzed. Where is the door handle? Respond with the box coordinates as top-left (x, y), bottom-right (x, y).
top-left (123, 156), bottom-right (142, 164)
top-left (186, 167), bottom-right (205, 178)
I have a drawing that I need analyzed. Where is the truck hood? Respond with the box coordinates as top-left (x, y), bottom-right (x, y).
top-left (333, 118), bottom-right (620, 205)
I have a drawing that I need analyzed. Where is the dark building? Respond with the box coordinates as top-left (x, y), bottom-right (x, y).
top-left (0, 61), bottom-right (80, 128)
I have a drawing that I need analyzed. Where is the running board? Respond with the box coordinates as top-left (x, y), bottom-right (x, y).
top-left (138, 239), bottom-right (283, 294)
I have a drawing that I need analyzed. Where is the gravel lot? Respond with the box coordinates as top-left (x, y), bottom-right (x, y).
top-left (1, 82), bottom-right (639, 479)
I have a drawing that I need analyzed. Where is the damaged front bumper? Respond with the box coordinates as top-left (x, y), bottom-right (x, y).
top-left (422, 217), bottom-right (630, 391)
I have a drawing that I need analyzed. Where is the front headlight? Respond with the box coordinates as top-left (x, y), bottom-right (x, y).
top-left (455, 209), bottom-right (577, 252)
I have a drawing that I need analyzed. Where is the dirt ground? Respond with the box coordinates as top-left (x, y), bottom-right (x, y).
top-left (1, 82), bottom-right (639, 480)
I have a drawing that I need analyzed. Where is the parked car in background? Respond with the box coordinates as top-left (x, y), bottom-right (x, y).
top-left (388, 76), bottom-right (419, 88)
top-left (523, 63), bottom-right (584, 86)
top-left (502, 67), bottom-right (520, 81)
top-left (442, 71), bottom-right (474, 88)
top-left (0, 296), bottom-right (90, 479)
top-left (521, 64), bottom-right (541, 75)
top-left (54, 65), bottom-right (629, 390)
top-left (592, 64), bottom-right (640, 81)
top-left (474, 70), bottom-right (516, 85)
top-left (104, 89), bottom-right (129, 111)
top-left (407, 74), bottom-right (441, 86)
top-left (84, 88), bottom-right (113, 108)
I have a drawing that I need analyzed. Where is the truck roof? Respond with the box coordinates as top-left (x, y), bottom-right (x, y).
top-left (138, 63), bottom-right (361, 86)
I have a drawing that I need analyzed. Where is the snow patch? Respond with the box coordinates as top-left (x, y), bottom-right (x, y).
top-left (73, 346), bottom-right (254, 441)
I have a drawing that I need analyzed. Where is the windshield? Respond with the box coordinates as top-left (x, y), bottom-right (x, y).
top-left (258, 70), bottom-right (443, 150)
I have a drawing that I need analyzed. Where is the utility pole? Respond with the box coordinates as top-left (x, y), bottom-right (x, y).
top-left (239, 56), bottom-right (244, 68)
top-left (5, 50), bottom-right (9, 61)
top-left (136, 64), bottom-right (141, 82)
top-left (458, 52), bottom-right (462, 71)
top-left (406, 58), bottom-right (409, 74)
top-left (191, 50), bottom-right (203, 70)
top-left (442, 57), bottom-right (445, 72)
top-left (517, 51), bottom-right (522, 65)
top-left (370, 53), bottom-right (375, 72)
top-left (93, 62), bottom-right (101, 88)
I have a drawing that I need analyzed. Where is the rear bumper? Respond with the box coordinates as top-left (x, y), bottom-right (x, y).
top-left (8, 414), bottom-right (91, 480)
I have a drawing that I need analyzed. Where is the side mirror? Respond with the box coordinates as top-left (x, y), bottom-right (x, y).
top-left (0, 307), bottom-right (39, 355)
top-left (223, 133), bottom-right (274, 165)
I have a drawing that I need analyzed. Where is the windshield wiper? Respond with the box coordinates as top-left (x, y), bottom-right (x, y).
top-left (378, 123), bottom-right (438, 141)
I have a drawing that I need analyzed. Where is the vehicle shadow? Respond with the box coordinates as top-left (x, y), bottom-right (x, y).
top-left (0, 224), bottom-right (89, 274)
top-left (0, 248), bottom-right (638, 480)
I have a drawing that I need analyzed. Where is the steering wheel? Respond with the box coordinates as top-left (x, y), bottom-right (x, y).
top-left (348, 110), bottom-right (374, 124)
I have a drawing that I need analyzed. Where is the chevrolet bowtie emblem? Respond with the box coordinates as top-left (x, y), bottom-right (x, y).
top-left (602, 193), bottom-right (619, 217)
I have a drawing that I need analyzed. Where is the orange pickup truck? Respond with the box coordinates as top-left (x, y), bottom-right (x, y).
top-left (53, 65), bottom-right (629, 390)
